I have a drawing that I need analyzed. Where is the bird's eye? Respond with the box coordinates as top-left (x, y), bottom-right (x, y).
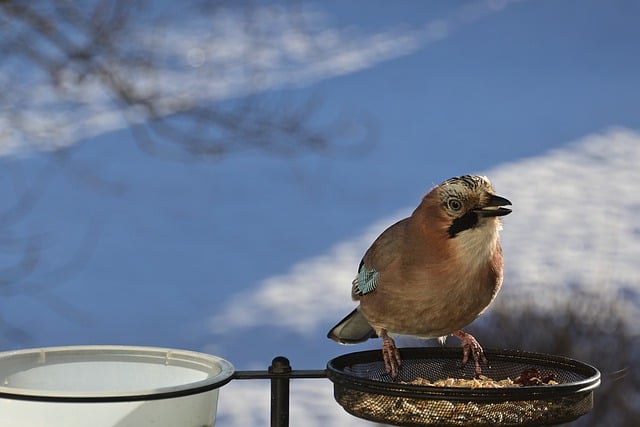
top-left (448, 199), bottom-right (463, 211)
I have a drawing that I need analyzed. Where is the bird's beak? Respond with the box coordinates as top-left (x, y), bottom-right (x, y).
top-left (474, 194), bottom-right (512, 217)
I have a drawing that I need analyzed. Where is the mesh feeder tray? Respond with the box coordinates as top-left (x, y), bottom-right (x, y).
top-left (327, 347), bottom-right (600, 426)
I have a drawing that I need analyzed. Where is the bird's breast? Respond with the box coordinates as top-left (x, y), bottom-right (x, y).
top-left (359, 245), bottom-right (503, 338)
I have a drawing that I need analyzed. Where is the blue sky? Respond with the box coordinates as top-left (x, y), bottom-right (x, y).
top-left (1, 1), bottom-right (640, 425)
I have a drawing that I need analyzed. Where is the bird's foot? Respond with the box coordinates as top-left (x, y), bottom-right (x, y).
top-left (380, 330), bottom-right (401, 379)
top-left (453, 330), bottom-right (488, 375)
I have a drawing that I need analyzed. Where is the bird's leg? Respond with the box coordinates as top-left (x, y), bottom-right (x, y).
top-left (453, 330), bottom-right (488, 375)
top-left (380, 329), bottom-right (401, 379)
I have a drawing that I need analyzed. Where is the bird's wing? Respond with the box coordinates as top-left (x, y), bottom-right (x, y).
top-left (352, 261), bottom-right (379, 297)
top-left (352, 218), bottom-right (409, 299)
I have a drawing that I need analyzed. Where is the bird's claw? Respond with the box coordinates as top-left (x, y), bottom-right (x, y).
top-left (454, 330), bottom-right (488, 376)
top-left (381, 331), bottom-right (401, 379)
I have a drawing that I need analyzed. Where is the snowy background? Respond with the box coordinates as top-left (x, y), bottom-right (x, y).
top-left (1, 1), bottom-right (639, 426)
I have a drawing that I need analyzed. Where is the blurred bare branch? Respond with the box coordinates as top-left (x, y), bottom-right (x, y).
top-left (0, 149), bottom-right (109, 343)
top-left (0, 200), bottom-right (100, 343)
top-left (0, 0), bottom-right (369, 159)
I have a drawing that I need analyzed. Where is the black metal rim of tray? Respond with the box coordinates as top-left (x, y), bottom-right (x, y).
top-left (326, 347), bottom-right (601, 401)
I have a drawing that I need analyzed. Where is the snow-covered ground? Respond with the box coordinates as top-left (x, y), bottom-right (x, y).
top-left (2, 1), bottom-right (639, 426)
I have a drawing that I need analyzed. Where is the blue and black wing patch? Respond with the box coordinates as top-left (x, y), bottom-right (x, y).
top-left (352, 261), bottom-right (379, 296)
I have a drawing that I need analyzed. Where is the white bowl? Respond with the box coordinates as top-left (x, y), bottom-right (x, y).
top-left (0, 345), bottom-right (234, 427)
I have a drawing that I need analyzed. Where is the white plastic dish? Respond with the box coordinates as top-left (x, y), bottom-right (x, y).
top-left (0, 345), bottom-right (234, 427)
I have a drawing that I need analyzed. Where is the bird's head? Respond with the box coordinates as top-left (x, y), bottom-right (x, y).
top-left (435, 175), bottom-right (512, 238)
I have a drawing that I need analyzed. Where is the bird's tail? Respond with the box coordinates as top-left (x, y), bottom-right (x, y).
top-left (327, 308), bottom-right (377, 344)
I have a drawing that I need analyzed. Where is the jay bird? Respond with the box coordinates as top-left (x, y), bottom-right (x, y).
top-left (328, 175), bottom-right (511, 379)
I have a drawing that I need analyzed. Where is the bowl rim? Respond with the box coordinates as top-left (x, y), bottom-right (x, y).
top-left (0, 345), bottom-right (235, 402)
top-left (326, 347), bottom-right (601, 401)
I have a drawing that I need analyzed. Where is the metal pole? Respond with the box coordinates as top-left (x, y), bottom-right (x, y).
top-left (269, 356), bottom-right (291, 427)
top-left (233, 359), bottom-right (326, 427)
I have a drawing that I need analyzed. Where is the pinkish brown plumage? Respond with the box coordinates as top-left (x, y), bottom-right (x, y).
top-left (328, 175), bottom-right (511, 378)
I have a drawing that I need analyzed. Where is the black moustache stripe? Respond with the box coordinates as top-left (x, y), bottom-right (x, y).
top-left (448, 211), bottom-right (479, 238)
